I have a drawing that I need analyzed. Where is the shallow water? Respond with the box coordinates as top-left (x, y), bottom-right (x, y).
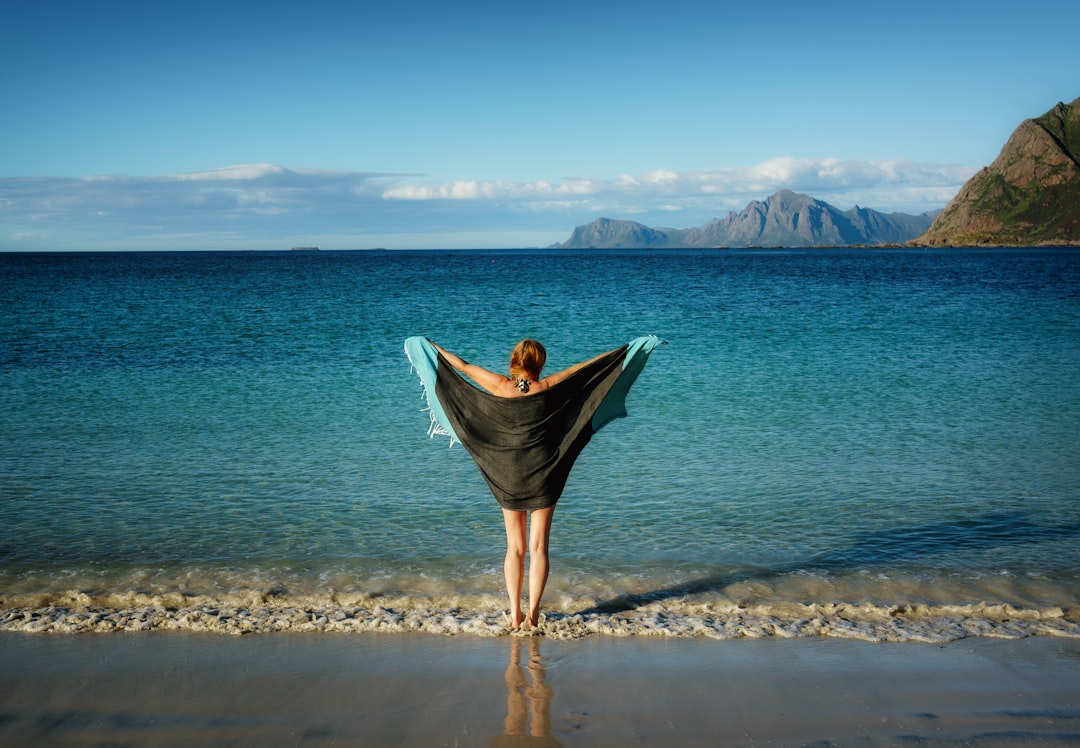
top-left (2, 248), bottom-right (1079, 640)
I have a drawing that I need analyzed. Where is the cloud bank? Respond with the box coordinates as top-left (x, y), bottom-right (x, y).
top-left (1, 159), bottom-right (975, 250)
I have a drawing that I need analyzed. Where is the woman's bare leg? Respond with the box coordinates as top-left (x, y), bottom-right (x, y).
top-left (527, 506), bottom-right (556, 627)
top-left (502, 509), bottom-right (527, 628)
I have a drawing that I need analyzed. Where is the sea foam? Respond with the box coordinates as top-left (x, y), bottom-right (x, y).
top-left (2, 589), bottom-right (1077, 641)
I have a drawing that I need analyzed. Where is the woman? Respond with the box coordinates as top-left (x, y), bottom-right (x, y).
top-left (405, 335), bottom-right (660, 630)
top-left (431, 339), bottom-right (610, 630)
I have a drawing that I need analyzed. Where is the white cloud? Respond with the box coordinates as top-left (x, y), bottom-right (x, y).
top-left (381, 177), bottom-right (608, 201)
top-left (381, 158), bottom-right (975, 214)
top-left (169, 163), bottom-right (288, 181)
top-left (382, 180), bottom-right (494, 200)
top-left (0, 158), bottom-right (976, 250)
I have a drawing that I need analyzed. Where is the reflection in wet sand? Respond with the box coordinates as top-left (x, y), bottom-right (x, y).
top-left (489, 636), bottom-right (562, 747)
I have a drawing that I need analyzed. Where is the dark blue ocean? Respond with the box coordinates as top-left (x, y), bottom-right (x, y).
top-left (2, 248), bottom-right (1078, 640)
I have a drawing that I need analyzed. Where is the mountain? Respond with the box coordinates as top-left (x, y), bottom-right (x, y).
top-left (557, 191), bottom-right (936, 248)
top-left (917, 97), bottom-right (1080, 246)
top-left (559, 217), bottom-right (676, 249)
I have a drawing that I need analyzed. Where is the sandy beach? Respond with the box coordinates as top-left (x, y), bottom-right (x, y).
top-left (2, 633), bottom-right (1079, 747)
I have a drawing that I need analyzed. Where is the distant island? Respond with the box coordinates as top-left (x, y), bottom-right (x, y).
top-left (290, 246), bottom-right (320, 251)
top-left (556, 191), bottom-right (937, 249)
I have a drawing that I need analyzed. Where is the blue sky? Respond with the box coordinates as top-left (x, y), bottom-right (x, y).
top-left (2, 0), bottom-right (1078, 250)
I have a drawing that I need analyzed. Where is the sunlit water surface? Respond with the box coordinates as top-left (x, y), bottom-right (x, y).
top-left (2, 248), bottom-right (1078, 640)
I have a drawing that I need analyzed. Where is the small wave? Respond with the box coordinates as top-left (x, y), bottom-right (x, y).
top-left (2, 590), bottom-right (1077, 642)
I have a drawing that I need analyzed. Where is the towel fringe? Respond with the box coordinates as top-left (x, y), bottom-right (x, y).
top-left (406, 342), bottom-right (458, 446)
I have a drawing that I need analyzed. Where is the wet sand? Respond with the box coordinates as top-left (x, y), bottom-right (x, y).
top-left (2, 632), bottom-right (1079, 746)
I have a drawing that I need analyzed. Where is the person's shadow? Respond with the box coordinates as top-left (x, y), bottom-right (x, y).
top-left (577, 511), bottom-right (1080, 616)
top-left (488, 636), bottom-right (562, 748)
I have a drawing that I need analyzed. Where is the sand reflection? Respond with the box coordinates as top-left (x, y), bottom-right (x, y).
top-left (489, 636), bottom-right (562, 747)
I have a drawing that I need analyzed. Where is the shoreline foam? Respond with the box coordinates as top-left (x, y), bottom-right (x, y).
top-left (3, 592), bottom-right (1077, 641)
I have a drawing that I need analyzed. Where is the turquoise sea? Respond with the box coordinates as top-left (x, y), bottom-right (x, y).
top-left (2, 248), bottom-right (1078, 640)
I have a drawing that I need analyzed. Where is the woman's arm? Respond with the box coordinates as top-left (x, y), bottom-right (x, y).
top-left (539, 349), bottom-right (612, 389)
top-left (430, 341), bottom-right (516, 396)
